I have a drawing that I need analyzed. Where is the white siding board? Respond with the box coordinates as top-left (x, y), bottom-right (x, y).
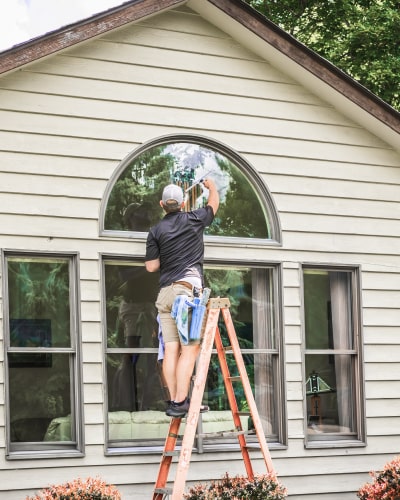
top-left (0, 193), bottom-right (100, 219)
top-left (82, 363), bottom-right (103, 384)
top-left (364, 344), bottom-right (400, 362)
top-left (263, 156), bottom-right (400, 185)
top-left (265, 174), bottom-right (400, 200)
top-left (363, 289), bottom-right (400, 308)
top-left (83, 383), bottom-right (104, 404)
top-left (366, 399), bottom-right (400, 417)
top-left (363, 308), bottom-right (400, 326)
top-left (363, 327), bottom-right (400, 345)
top-left (275, 194), bottom-right (400, 221)
top-left (284, 325), bottom-right (302, 345)
top-left (0, 152), bottom-right (114, 179)
top-left (366, 417), bottom-right (400, 436)
top-left (366, 381), bottom-right (400, 398)
top-left (82, 343), bottom-right (103, 363)
top-left (281, 212), bottom-right (400, 238)
top-left (285, 345), bottom-right (302, 363)
top-left (365, 363), bottom-right (400, 380)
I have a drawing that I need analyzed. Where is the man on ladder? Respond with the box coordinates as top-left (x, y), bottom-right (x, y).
top-left (145, 177), bottom-right (219, 417)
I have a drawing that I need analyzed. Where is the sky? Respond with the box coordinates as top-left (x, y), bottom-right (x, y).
top-left (0, 0), bottom-right (126, 52)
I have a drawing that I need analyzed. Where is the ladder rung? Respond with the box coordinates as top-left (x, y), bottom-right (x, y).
top-left (163, 450), bottom-right (179, 457)
top-left (154, 487), bottom-right (172, 494)
top-left (237, 411), bottom-right (251, 416)
top-left (197, 428), bottom-right (251, 438)
top-left (229, 375), bottom-right (242, 382)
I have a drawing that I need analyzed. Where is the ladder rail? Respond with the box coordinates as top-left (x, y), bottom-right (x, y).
top-left (221, 306), bottom-right (275, 474)
top-left (152, 417), bottom-right (181, 500)
top-left (214, 322), bottom-right (254, 479)
top-left (170, 305), bottom-right (222, 500)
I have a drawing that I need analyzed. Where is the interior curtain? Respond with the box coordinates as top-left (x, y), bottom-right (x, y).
top-left (329, 272), bottom-right (353, 431)
top-left (252, 268), bottom-right (275, 436)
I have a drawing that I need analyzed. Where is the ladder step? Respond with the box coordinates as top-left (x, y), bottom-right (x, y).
top-left (163, 450), bottom-right (179, 457)
top-left (154, 487), bottom-right (172, 494)
top-left (197, 428), bottom-right (253, 438)
top-left (229, 375), bottom-right (242, 382)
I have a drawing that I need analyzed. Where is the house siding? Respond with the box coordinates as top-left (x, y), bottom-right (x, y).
top-left (0, 4), bottom-right (399, 499)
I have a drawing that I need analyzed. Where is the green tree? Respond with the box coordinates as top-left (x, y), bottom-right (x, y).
top-left (247, 0), bottom-right (400, 110)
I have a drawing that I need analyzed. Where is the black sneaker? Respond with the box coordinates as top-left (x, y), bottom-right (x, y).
top-left (166, 398), bottom-right (190, 418)
top-left (165, 398), bottom-right (210, 417)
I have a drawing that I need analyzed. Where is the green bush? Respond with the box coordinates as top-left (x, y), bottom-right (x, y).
top-left (184, 472), bottom-right (287, 499)
top-left (357, 455), bottom-right (400, 499)
top-left (25, 476), bottom-right (122, 500)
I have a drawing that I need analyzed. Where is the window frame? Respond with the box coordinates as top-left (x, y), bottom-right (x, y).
top-left (99, 133), bottom-right (282, 245)
top-left (102, 254), bottom-right (287, 455)
top-left (301, 264), bottom-right (365, 448)
top-left (2, 250), bottom-right (84, 460)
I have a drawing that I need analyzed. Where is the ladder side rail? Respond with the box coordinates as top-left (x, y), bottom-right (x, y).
top-left (214, 323), bottom-right (254, 479)
top-left (153, 417), bottom-right (182, 500)
top-left (171, 305), bottom-right (221, 500)
top-left (221, 307), bottom-right (275, 474)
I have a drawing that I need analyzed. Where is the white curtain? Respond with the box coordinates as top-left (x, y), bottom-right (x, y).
top-left (329, 272), bottom-right (353, 431)
top-left (252, 268), bottom-right (275, 436)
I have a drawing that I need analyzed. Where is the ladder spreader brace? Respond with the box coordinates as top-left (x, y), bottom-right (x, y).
top-left (153, 298), bottom-right (274, 500)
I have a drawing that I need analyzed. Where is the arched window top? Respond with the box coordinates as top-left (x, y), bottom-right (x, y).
top-left (100, 135), bottom-right (281, 243)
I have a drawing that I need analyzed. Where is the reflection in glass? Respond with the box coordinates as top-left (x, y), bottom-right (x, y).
top-left (9, 353), bottom-right (72, 442)
top-left (7, 257), bottom-right (71, 348)
top-left (104, 261), bottom-right (280, 445)
top-left (6, 256), bottom-right (75, 446)
top-left (104, 142), bottom-right (270, 239)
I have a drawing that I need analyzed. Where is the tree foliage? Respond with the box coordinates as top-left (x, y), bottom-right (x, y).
top-left (246, 0), bottom-right (400, 110)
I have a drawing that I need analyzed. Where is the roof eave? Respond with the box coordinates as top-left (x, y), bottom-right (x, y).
top-left (0, 0), bottom-right (185, 76)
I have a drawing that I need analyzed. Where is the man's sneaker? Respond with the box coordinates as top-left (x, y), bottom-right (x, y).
top-left (165, 397), bottom-right (210, 417)
top-left (166, 398), bottom-right (190, 417)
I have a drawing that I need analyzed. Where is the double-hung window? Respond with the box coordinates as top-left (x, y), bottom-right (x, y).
top-left (103, 259), bottom-right (285, 451)
top-left (303, 266), bottom-right (365, 446)
top-left (3, 252), bottom-right (82, 458)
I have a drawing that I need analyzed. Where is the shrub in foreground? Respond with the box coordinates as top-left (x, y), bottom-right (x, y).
top-left (357, 455), bottom-right (400, 499)
top-left (184, 472), bottom-right (287, 499)
top-left (25, 476), bottom-right (122, 500)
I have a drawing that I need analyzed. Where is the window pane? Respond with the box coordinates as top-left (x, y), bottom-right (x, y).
top-left (203, 352), bottom-right (279, 440)
top-left (107, 353), bottom-right (167, 413)
top-left (304, 270), bottom-right (353, 350)
top-left (104, 142), bottom-right (270, 239)
top-left (9, 353), bottom-right (72, 442)
top-left (305, 354), bottom-right (356, 436)
top-left (104, 263), bottom-right (159, 349)
top-left (7, 257), bottom-right (71, 348)
top-left (204, 267), bottom-right (276, 350)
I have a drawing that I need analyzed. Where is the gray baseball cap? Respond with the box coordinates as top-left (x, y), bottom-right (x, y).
top-left (162, 184), bottom-right (184, 206)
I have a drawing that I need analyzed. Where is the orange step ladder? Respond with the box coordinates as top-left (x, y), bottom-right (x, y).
top-left (152, 297), bottom-right (274, 500)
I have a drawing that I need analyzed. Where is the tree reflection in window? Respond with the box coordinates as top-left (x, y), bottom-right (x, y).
top-left (104, 142), bottom-right (271, 239)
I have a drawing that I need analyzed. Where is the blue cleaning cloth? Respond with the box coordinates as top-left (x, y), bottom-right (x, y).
top-left (171, 295), bottom-right (190, 344)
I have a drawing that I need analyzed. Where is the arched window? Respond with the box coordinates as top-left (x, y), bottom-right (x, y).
top-left (100, 135), bottom-right (281, 243)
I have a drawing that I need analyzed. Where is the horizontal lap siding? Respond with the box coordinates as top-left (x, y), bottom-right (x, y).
top-left (0, 4), bottom-right (399, 499)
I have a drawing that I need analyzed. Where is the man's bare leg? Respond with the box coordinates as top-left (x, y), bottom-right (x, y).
top-left (174, 344), bottom-right (200, 403)
top-left (163, 341), bottom-right (180, 401)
